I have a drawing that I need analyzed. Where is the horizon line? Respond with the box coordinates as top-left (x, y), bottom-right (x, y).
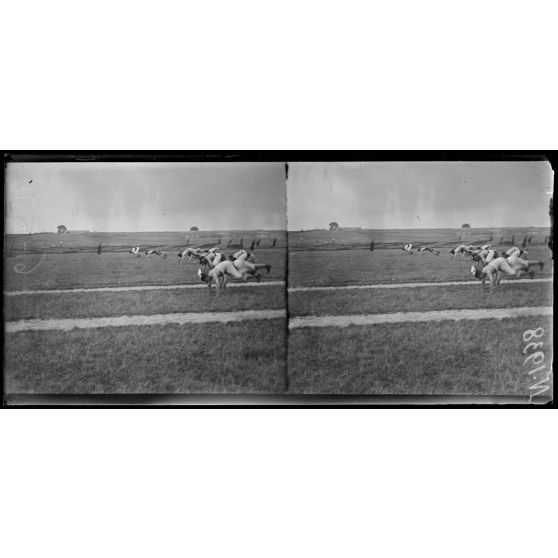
top-left (4, 229), bottom-right (288, 236)
top-left (287, 226), bottom-right (550, 232)
top-left (5, 225), bottom-right (550, 236)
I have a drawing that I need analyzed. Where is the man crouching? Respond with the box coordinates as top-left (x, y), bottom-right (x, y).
top-left (198, 259), bottom-right (253, 297)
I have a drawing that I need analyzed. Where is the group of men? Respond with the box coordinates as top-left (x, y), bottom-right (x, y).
top-left (128, 247), bottom-right (167, 258)
top-left (402, 243), bottom-right (440, 255)
top-left (467, 245), bottom-right (545, 292)
top-left (405, 241), bottom-right (546, 293)
top-left (180, 247), bottom-right (271, 294)
top-left (127, 244), bottom-right (272, 295)
top-left (129, 238), bottom-right (545, 296)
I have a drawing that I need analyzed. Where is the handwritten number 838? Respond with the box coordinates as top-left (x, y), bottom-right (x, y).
top-left (522, 328), bottom-right (545, 369)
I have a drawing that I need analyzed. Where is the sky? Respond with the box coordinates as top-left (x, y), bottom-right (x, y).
top-left (286, 161), bottom-right (553, 230)
top-left (5, 162), bottom-right (286, 234)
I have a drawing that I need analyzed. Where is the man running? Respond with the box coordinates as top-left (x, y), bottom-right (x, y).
top-left (231, 249), bottom-right (271, 274)
top-left (506, 251), bottom-right (544, 276)
top-left (471, 257), bottom-right (520, 293)
top-left (503, 246), bottom-right (527, 258)
top-left (418, 246), bottom-right (440, 255)
top-left (472, 247), bottom-right (499, 265)
top-left (177, 247), bottom-right (204, 263)
top-left (450, 245), bottom-right (469, 259)
top-left (145, 249), bottom-right (167, 258)
top-left (204, 247), bottom-right (224, 267)
top-left (472, 256), bottom-right (544, 293)
top-left (450, 244), bottom-right (478, 260)
top-left (198, 259), bottom-right (255, 296)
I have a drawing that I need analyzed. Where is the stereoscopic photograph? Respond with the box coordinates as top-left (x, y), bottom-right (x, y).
top-left (286, 161), bottom-right (553, 400)
top-left (2, 156), bottom-right (554, 404)
top-left (4, 161), bottom-right (288, 399)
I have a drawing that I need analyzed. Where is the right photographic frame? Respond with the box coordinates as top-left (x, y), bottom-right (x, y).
top-left (286, 159), bottom-right (554, 403)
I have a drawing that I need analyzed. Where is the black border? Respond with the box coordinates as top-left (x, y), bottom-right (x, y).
top-left (3, 150), bottom-right (555, 163)
top-left (2, 151), bottom-right (555, 409)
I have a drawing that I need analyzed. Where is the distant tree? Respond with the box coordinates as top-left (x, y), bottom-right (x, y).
top-left (57, 225), bottom-right (67, 233)
top-left (461, 223), bottom-right (471, 228)
top-left (329, 222), bottom-right (340, 231)
top-left (190, 226), bottom-right (199, 231)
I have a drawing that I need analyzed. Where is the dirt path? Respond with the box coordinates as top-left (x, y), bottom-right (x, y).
top-left (289, 306), bottom-right (553, 329)
top-left (6, 309), bottom-right (287, 333)
top-left (5, 280), bottom-right (285, 297)
top-left (288, 278), bottom-right (552, 292)
top-left (6, 304), bottom-right (552, 333)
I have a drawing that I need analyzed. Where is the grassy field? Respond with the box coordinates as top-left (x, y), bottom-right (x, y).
top-left (5, 285), bottom-right (286, 321)
top-left (4, 226), bottom-right (553, 399)
top-left (286, 229), bottom-right (553, 397)
top-left (288, 245), bottom-right (552, 287)
top-left (4, 229), bottom-right (288, 396)
top-left (5, 248), bottom-right (286, 291)
top-left (5, 320), bottom-right (287, 394)
top-left (287, 316), bottom-right (553, 396)
top-left (288, 282), bottom-right (552, 317)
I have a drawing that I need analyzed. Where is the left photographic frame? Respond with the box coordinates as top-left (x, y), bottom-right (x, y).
top-left (4, 157), bottom-right (288, 403)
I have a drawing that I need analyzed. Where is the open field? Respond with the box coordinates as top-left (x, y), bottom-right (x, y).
top-left (4, 230), bottom-right (288, 395)
top-left (5, 248), bottom-right (286, 291)
top-left (286, 228), bottom-right (553, 397)
top-left (288, 315), bottom-right (553, 396)
top-left (4, 226), bottom-right (554, 399)
top-left (288, 245), bottom-right (552, 287)
top-left (288, 282), bottom-right (552, 317)
top-left (5, 320), bottom-right (287, 394)
top-left (5, 285), bottom-right (286, 321)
